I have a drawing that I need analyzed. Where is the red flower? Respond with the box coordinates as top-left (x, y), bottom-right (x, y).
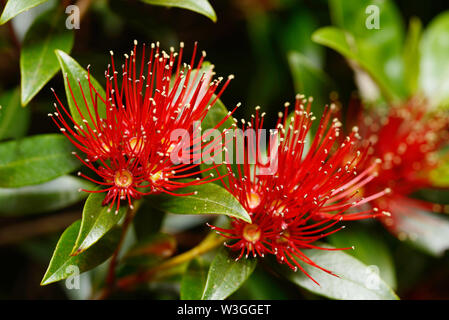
top-left (353, 98), bottom-right (449, 232)
top-left (51, 41), bottom-right (235, 212)
top-left (209, 95), bottom-right (389, 284)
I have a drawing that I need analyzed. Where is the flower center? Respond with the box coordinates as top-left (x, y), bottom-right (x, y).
top-left (149, 170), bottom-right (164, 183)
top-left (247, 192), bottom-right (261, 210)
top-left (276, 231), bottom-right (290, 244)
top-left (128, 137), bottom-right (144, 153)
top-left (114, 169), bottom-right (133, 188)
top-left (242, 224), bottom-right (261, 243)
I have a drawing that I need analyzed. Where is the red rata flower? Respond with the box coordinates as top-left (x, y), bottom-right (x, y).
top-left (51, 41), bottom-right (235, 212)
top-left (208, 95), bottom-right (390, 284)
top-left (352, 98), bottom-right (449, 233)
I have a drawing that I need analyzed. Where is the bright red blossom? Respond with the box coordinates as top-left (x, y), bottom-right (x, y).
top-left (209, 96), bottom-right (390, 284)
top-left (51, 41), bottom-right (235, 212)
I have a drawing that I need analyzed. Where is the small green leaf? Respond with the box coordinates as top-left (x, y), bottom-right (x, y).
top-left (419, 11), bottom-right (449, 108)
top-left (279, 243), bottom-right (398, 300)
top-left (0, 88), bottom-right (30, 141)
top-left (0, 175), bottom-right (92, 216)
top-left (141, 0), bottom-right (216, 22)
top-left (41, 220), bottom-right (121, 285)
top-left (0, 0), bottom-right (49, 25)
top-left (201, 247), bottom-right (257, 300)
top-left (70, 192), bottom-right (128, 256)
top-left (181, 258), bottom-right (208, 300)
top-left (20, 6), bottom-right (74, 106)
top-left (0, 134), bottom-right (80, 188)
top-left (329, 226), bottom-right (397, 290)
top-left (148, 182), bottom-right (251, 223)
top-left (55, 50), bottom-right (107, 128)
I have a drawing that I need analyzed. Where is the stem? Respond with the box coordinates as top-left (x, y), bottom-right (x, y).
top-left (95, 232), bottom-right (224, 299)
top-left (105, 201), bottom-right (142, 289)
top-left (75, 0), bottom-right (93, 21)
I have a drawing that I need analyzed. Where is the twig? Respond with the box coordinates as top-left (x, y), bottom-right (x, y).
top-left (0, 211), bottom-right (79, 246)
top-left (94, 232), bottom-right (224, 299)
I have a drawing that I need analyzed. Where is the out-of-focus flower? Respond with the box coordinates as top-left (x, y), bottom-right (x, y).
top-left (51, 41), bottom-right (234, 212)
top-left (353, 98), bottom-right (449, 234)
top-left (209, 95), bottom-right (389, 284)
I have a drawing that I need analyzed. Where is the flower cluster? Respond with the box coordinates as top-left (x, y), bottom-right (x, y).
top-left (51, 42), bottom-right (234, 213)
top-left (208, 95), bottom-right (391, 284)
top-left (352, 98), bottom-right (449, 233)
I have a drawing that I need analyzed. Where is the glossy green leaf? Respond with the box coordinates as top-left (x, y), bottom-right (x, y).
top-left (419, 11), bottom-right (449, 108)
top-left (0, 175), bottom-right (92, 216)
top-left (141, 0), bottom-right (216, 22)
top-left (148, 182), bottom-right (251, 223)
top-left (201, 247), bottom-right (257, 300)
top-left (181, 258), bottom-right (208, 300)
top-left (55, 50), bottom-right (106, 128)
top-left (0, 88), bottom-right (30, 141)
top-left (328, 0), bottom-right (406, 99)
top-left (41, 220), bottom-right (121, 285)
top-left (0, 134), bottom-right (79, 188)
top-left (329, 226), bottom-right (397, 289)
top-left (20, 7), bottom-right (74, 106)
top-left (70, 192), bottom-right (128, 256)
top-left (0, 0), bottom-right (49, 25)
top-left (280, 244), bottom-right (398, 300)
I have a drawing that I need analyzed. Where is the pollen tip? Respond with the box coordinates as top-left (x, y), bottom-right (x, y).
top-left (384, 188), bottom-right (392, 194)
top-left (109, 50), bottom-right (114, 56)
top-left (352, 246), bottom-right (355, 250)
top-left (228, 74), bottom-right (235, 80)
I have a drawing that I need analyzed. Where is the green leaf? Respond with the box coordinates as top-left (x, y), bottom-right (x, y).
top-left (403, 17), bottom-right (422, 94)
top-left (312, 26), bottom-right (399, 103)
top-left (41, 220), bottom-right (121, 285)
top-left (328, 0), bottom-right (407, 100)
top-left (0, 134), bottom-right (80, 188)
top-left (181, 258), bottom-right (208, 300)
top-left (280, 243), bottom-right (398, 300)
top-left (329, 225), bottom-right (397, 289)
top-left (141, 0), bottom-right (216, 22)
top-left (70, 192), bottom-right (128, 256)
top-left (419, 11), bottom-right (449, 108)
top-left (148, 182), bottom-right (251, 223)
top-left (20, 6), bottom-right (74, 106)
top-left (201, 247), bottom-right (257, 300)
top-left (0, 88), bottom-right (30, 141)
top-left (0, 0), bottom-right (49, 25)
top-left (55, 50), bottom-right (107, 128)
top-left (0, 175), bottom-right (92, 216)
